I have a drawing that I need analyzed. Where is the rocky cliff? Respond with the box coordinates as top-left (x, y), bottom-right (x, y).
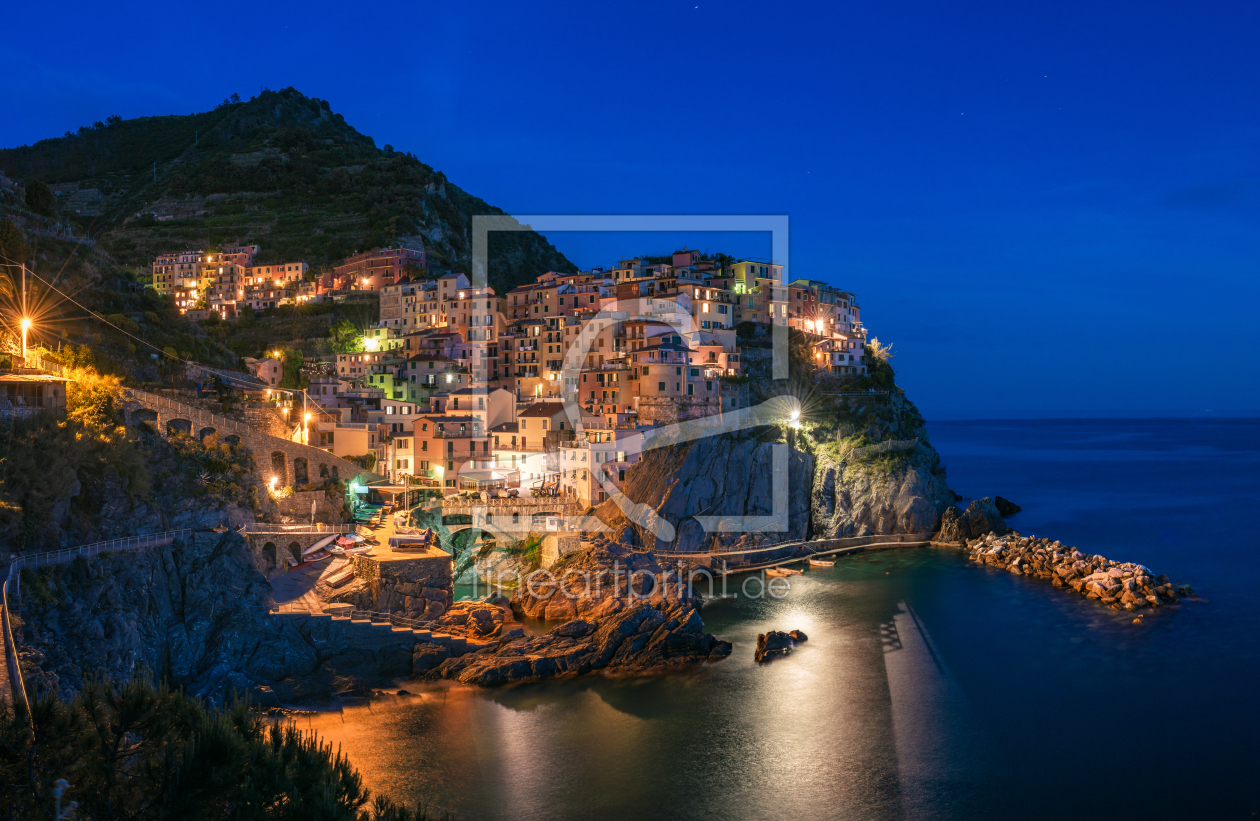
top-left (13, 532), bottom-right (415, 703)
top-left (594, 384), bottom-right (954, 547)
top-left (595, 429), bottom-right (815, 551)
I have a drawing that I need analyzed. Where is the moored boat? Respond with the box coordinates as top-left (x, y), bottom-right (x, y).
top-left (808, 558), bottom-right (835, 567)
top-left (766, 566), bottom-right (803, 577)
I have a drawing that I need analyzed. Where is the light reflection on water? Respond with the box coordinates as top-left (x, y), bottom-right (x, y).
top-left (309, 420), bottom-right (1260, 820)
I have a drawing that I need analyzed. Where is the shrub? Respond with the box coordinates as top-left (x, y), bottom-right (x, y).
top-left (0, 674), bottom-right (442, 820)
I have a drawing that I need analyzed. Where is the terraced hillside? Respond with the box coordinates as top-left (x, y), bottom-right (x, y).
top-left (0, 87), bottom-right (576, 292)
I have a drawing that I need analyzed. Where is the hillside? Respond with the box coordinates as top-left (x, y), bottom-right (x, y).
top-left (0, 87), bottom-right (576, 293)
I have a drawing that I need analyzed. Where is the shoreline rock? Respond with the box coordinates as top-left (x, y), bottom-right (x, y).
top-left (422, 541), bottom-right (732, 686)
top-left (994, 496), bottom-right (1022, 516)
top-left (963, 532), bottom-right (1192, 611)
top-left (754, 629), bottom-right (808, 663)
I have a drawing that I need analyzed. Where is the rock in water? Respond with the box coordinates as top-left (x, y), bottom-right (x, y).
top-left (937, 506), bottom-right (968, 543)
top-left (961, 497), bottom-right (1007, 538)
top-left (424, 542), bottom-right (732, 686)
top-left (755, 629), bottom-right (809, 662)
top-left (994, 496), bottom-right (1022, 516)
top-left (755, 631), bottom-right (794, 662)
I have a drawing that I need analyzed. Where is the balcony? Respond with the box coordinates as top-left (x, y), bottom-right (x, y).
top-left (431, 428), bottom-right (485, 439)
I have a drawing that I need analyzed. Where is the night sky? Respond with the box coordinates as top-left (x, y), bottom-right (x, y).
top-left (3, 1), bottom-right (1257, 418)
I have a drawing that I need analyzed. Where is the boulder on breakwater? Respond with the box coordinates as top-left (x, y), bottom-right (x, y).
top-left (964, 532), bottom-right (1193, 611)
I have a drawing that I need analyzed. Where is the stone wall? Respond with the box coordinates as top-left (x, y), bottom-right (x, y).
top-left (272, 490), bottom-right (345, 523)
top-left (634, 396), bottom-right (723, 426)
top-left (242, 406), bottom-right (294, 439)
top-left (331, 555), bottom-right (455, 621)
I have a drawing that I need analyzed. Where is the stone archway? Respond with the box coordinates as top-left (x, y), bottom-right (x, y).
top-left (270, 451), bottom-right (288, 484)
top-left (167, 417), bottom-right (192, 437)
top-left (131, 408), bottom-right (159, 427)
top-left (222, 434), bottom-right (241, 447)
top-left (330, 466), bottom-right (339, 482)
top-left (293, 457), bottom-right (309, 487)
top-left (262, 542), bottom-right (277, 572)
top-left (319, 463), bottom-right (329, 479)
top-left (198, 426), bottom-right (217, 445)
top-left (286, 542), bottom-right (302, 566)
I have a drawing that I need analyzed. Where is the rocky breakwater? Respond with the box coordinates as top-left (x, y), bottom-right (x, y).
top-left (421, 540), bottom-right (732, 686)
top-left (965, 532), bottom-right (1193, 612)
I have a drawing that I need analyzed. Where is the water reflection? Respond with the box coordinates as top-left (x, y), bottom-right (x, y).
top-left (308, 419), bottom-right (1260, 820)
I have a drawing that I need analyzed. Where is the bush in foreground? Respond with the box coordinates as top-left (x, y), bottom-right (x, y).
top-left (1, 675), bottom-right (443, 820)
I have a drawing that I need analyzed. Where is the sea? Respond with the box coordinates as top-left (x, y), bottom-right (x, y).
top-left (307, 418), bottom-right (1260, 820)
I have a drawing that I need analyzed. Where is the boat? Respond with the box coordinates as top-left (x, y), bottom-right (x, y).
top-left (302, 534), bottom-right (339, 556)
top-left (766, 566), bottom-right (803, 577)
top-left (808, 558), bottom-right (835, 567)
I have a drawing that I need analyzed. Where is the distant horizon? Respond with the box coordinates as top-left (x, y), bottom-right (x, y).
top-left (927, 410), bottom-right (1260, 421)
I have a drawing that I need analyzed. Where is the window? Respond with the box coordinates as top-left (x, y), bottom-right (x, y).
top-left (658, 381), bottom-right (665, 391)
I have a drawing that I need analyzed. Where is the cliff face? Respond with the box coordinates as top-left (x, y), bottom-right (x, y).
top-left (14, 533), bottom-right (414, 703)
top-left (596, 431), bottom-right (815, 551)
top-left (806, 388), bottom-right (954, 537)
top-left (597, 384), bottom-right (953, 545)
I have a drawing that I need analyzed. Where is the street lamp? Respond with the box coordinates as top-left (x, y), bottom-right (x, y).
top-left (20, 317), bottom-right (31, 360)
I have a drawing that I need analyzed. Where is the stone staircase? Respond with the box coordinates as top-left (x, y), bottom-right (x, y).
top-left (271, 604), bottom-right (497, 655)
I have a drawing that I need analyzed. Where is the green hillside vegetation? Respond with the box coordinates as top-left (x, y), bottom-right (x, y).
top-left (0, 87), bottom-right (576, 294)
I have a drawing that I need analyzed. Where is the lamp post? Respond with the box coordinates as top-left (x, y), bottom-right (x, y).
top-left (20, 317), bottom-right (30, 362)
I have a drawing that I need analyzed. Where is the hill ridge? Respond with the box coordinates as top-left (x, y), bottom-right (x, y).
top-left (0, 87), bottom-right (576, 293)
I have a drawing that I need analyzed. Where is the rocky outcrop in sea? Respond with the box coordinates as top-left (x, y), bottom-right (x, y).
top-left (754, 629), bottom-right (808, 663)
top-left (421, 541), bottom-right (732, 685)
top-left (963, 532), bottom-right (1193, 611)
top-left (938, 497), bottom-right (1008, 543)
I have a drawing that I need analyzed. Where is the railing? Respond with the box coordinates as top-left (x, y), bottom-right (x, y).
top-left (657, 532), bottom-right (932, 561)
top-left (238, 524), bottom-right (357, 535)
top-left (7, 530), bottom-right (192, 581)
top-left (1, 577), bottom-right (31, 725)
top-left (432, 429), bottom-right (484, 439)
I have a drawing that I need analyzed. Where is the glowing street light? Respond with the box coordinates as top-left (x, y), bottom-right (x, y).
top-left (20, 317), bottom-right (31, 360)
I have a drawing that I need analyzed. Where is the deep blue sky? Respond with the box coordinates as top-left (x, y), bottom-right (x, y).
top-left (3, 1), bottom-right (1258, 418)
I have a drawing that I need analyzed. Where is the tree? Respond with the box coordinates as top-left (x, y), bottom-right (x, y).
top-left (0, 219), bottom-right (26, 301)
top-left (278, 348), bottom-right (307, 389)
top-left (329, 318), bottom-right (364, 354)
top-left (24, 179), bottom-right (56, 216)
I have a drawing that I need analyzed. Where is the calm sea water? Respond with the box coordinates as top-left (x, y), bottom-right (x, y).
top-left (307, 419), bottom-right (1260, 820)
